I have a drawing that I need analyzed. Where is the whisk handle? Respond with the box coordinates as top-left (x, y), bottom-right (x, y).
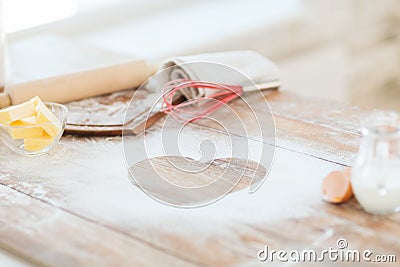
top-left (242, 79), bottom-right (281, 92)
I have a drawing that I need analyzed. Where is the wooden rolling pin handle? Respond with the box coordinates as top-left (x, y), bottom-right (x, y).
top-left (0, 92), bottom-right (11, 108)
top-left (2, 59), bottom-right (156, 108)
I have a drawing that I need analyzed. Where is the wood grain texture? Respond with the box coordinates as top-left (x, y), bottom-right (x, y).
top-left (1, 90), bottom-right (399, 266)
top-left (0, 184), bottom-right (199, 267)
top-left (129, 156), bottom-right (266, 206)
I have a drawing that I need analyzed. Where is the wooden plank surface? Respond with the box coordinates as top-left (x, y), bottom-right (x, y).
top-left (0, 185), bottom-right (198, 267)
top-left (0, 90), bottom-right (399, 266)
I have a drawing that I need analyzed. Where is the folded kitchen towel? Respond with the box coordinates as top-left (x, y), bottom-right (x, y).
top-left (152, 50), bottom-right (280, 100)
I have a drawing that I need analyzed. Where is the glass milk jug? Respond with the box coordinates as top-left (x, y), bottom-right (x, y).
top-left (351, 112), bottom-right (400, 215)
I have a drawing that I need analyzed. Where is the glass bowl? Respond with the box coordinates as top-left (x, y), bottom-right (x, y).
top-left (0, 102), bottom-right (68, 156)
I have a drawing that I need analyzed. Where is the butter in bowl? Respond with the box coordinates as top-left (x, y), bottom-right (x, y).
top-left (0, 96), bottom-right (68, 155)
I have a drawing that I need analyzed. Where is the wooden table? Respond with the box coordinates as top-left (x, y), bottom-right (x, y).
top-left (0, 90), bottom-right (399, 266)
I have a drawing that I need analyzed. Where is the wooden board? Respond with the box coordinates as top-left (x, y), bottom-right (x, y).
top-left (64, 89), bottom-right (153, 136)
top-left (1, 90), bottom-right (399, 266)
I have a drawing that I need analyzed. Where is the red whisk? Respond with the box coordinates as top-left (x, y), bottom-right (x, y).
top-left (131, 78), bottom-right (279, 134)
top-left (160, 79), bottom-right (243, 122)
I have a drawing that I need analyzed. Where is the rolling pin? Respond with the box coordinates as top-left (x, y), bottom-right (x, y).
top-left (0, 59), bottom-right (157, 108)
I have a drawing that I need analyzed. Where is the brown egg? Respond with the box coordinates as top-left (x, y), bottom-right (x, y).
top-left (322, 168), bottom-right (353, 203)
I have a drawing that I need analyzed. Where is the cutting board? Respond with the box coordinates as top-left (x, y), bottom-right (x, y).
top-left (65, 88), bottom-right (153, 136)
